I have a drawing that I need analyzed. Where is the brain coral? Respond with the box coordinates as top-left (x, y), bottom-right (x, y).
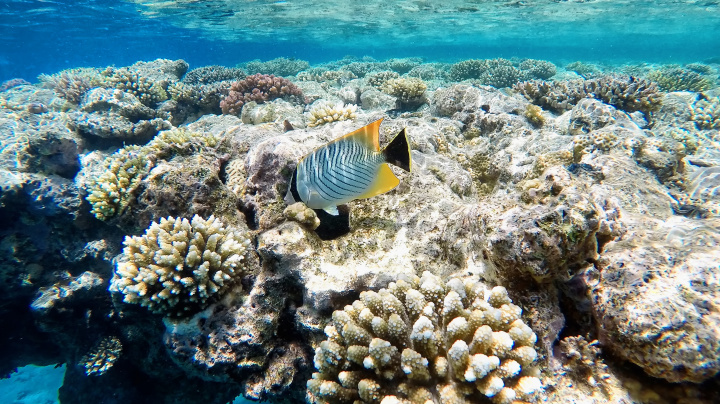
top-left (307, 272), bottom-right (542, 404)
top-left (111, 215), bottom-right (252, 317)
top-left (220, 73), bottom-right (304, 115)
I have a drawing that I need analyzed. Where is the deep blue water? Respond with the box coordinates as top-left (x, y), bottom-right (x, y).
top-left (2, 0), bottom-right (720, 81)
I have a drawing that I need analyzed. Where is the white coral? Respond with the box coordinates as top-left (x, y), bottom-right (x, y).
top-left (111, 215), bottom-right (252, 316)
top-left (306, 101), bottom-right (358, 127)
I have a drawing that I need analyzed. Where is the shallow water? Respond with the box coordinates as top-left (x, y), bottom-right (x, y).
top-left (1, 1), bottom-right (720, 404)
top-left (2, 0), bottom-right (719, 80)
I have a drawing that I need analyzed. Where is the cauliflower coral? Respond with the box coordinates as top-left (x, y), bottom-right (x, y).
top-left (308, 272), bottom-right (543, 404)
top-left (111, 215), bottom-right (252, 317)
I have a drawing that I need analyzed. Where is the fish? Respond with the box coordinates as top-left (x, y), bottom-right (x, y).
top-left (285, 118), bottom-right (412, 215)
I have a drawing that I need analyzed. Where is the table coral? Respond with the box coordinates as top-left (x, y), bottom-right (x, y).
top-left (307, 272), bottom-right (543, 404)
top-left (244, 57), bottom-right (310, 76)
top-left (220, 73), bottom-right (304, 115)
top-left (111, 215), bottom-right (252, 317)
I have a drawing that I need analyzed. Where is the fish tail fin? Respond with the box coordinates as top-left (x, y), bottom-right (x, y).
top-left (382, 128), bottom-right (412, 172)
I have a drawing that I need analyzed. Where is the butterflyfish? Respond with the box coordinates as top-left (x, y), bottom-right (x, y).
top-left (285, 118), bottom-right (411, 215)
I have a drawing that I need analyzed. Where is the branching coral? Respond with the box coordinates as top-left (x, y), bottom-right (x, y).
top-left (306, 102), bottom-right (358, 127)
top-left (307, 272), bottom-right (543, 404)
top-left (515, 76), bottom-right (662, 115)
top-left (691, 96), bottom-right (720, 130)
top-left (449, 59), bottom-right (489, 81)
top-left (381, 77), bottom-right (427, 109)
top-left (367, 71), bottom-right (400, 89)
top-left (80, 336), bottom-right (123, 376)
top-left (111, 215), bottom-right (252, 317)
top-left (244, 57), bottom-right (310, 76)
top-left (42, 72), bottom-right (95, 104)
top-left (648, 67), bottom-right (714, 92)
top-left (519, 59), bottom-right (557, 80)
top-left (85, 146), bottom-right (154, 221)
top-left (102, 67), bottom-right (168, 107)
top-left (182, 65), bottom-right (246, 85)
top-left (220, 74), bottom-right (304, 115)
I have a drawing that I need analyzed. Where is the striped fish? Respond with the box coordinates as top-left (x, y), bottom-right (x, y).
top-left (285, 119), bottom-right (411, 215)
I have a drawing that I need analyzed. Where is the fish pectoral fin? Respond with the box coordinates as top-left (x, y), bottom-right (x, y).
top-left (358, 163), bottom-right (400, 199)
top-left (323, 205), bottom-right (340, 216)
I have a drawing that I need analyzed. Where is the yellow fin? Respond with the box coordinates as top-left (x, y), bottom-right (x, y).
top-left (357, 163), bottom-right (400, 199)
top-left (330, 118), bottom-right (383, 151)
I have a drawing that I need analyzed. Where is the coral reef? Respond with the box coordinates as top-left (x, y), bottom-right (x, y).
top-left (110, 215), bottom-right (252, 317)
top-left (306, 101), bottom-right (358, 127)
top-left (647, 66), bottom-right (714, 92)
top-left (80, 336), bottom-right (123, 376)
top-left (308, 272), bottom-right (542, 404)
top-left (220, 73), bottom-right (304, 115)
top-left (182, 65), bottom-right (246, 85)
top-left (515, 75), bottom-right (662, 115)
top-left (244, 57), bottom-right (311, 76)
top-left (102, 67), bottom-right (169, 107)
top-left (691, 95), bottom-right (720, 129)
top-left (85, 145), bottom-right (154, 221)
top-left (381, 77), bottom-right (428, 109)
top-left (519, 59), bottom-right (557, 80)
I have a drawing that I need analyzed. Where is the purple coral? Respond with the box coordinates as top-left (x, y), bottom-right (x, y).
top-left (220, 73), bottom-right (304, 115)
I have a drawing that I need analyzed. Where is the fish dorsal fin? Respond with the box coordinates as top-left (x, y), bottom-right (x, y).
top-left (357, 163), bottom-right (400, 200)
top-left (330, 118), bottom-right (383, 151)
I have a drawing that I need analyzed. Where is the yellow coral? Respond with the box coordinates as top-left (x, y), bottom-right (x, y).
top-left (381, 78), bottom-right (427, 103)
top-left (307, 272), bottom-right (543, 404)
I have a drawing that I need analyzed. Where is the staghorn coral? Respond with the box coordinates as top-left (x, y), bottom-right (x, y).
top-left (220, 73), bottom-right (304, 115)
top-left (691, 96), bottom-right (720, 129)
top-left (111, 215), bottom-right (252, 317)
top-left (307, 272), bottom-right (543, 404)
top-left (80, 336), bottom-right (123, 376)
top-left (85, 145), bottom-right (154, 221)
top-left (647, 67), bottom-right (714, 92)
top-left (519, 59), bottom-right (557, 80)
top-left (306, 102), bottom-right (358, 127)
top-left (42, 72), bottom-right (96, 104)
top-left (182, 65), bottom-right (246, 85)
top-left (381, 77), bottom-right (427, 109)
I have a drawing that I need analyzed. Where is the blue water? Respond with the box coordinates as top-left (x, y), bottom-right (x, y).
top-left (0, 365), bottom-right (65, 404)
top-left (2, 0), bottom-right (719, 81)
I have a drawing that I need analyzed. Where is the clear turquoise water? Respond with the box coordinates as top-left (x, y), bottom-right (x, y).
top-left (1, 0), bottom-right (719, 80)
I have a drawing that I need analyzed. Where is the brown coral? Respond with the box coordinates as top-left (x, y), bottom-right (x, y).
top-left (220, 73), bottom-right (304, 115)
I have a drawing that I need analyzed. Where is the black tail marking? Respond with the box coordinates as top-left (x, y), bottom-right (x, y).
top-left (382, 128), bottom-right (411, 172)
